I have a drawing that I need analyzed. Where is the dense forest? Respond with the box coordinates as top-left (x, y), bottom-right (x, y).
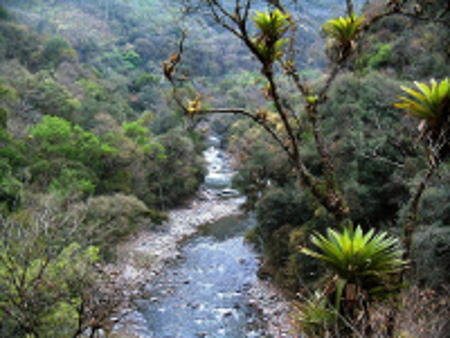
top-left (0, 0), bottom-right (449, 337)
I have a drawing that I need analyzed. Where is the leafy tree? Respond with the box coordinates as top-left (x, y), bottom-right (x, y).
top-left (79, 193), bottom-right (153, 257)
top-left (0, 160), bottom-right (23, 213)
top-left (122, 49), bottom-right (142, 69)
top-left (168, 4), bottom-right (449, 334)
top-left (0, 6), bottom-right (12, 21)
top-left (145, 128), bottom-right (205, 209)
top-left (29, 116), bottom-right (117, 197)
top-left (0, 205), bottom-right (143, 337)
top-left (0, 21), bottom-right (41, 65)
top-left (41, 36), bottom-right (78, 68)
top-left (0, 80), bottom-right (18, 128)
top-left (367, 43), bottom-right (392, 69)
top-left (170, 0), bottom-right (448, 268)
top-left (0, 211), bottom-right (99, 337)
top-left (26, 71), bottom-right (81, 121)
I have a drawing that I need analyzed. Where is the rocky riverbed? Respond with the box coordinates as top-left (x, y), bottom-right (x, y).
top-left (116, 189), bottom-right (245, 283)
top-left (113, 189), bottom-right (294, 337)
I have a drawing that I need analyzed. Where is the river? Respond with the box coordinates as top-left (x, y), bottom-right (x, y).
top-left (128, 135), bottom-right (271, 337)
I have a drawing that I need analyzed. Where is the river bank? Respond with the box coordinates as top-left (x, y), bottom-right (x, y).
top-left (116, 189), bottom-right (245, 283)
top-left (114, 188), bottom-right (294, 337)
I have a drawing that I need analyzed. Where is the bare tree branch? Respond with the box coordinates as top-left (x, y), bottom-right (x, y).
top-left (197, 107), bottom-right (293, 156)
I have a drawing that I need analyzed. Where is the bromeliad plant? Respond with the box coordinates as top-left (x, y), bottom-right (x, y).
top-left (394, 78), bottom-right (450, 161)
top-left (297, 225), bottom-right (407, 331)
top-left (301, 225), bottom-right (407, 302)
top-left (252, 9), bottom-right (291, 66)
top-left (322, 13), bottom-right (365, 51)
top-left (292, 290), bottom-right (338, 336)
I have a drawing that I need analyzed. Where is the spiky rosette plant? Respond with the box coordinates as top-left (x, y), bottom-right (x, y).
top-left (322, 13), bottom-right (365, 51)
top-left (292, 290), bottom-right (338, 336)
top-left (252, 9), bottom-right (291, 66)
top-left (394, 78), bottom-right (450, 161)
top-left (301, 225), bottom-right (407, 291)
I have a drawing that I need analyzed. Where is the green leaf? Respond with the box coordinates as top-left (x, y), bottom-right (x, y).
top-left (301, 224), bottom-right (406, 287)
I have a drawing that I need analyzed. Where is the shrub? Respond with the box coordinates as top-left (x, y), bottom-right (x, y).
top-left (0, 160), bottom-right (23, 213)
top-left (413, 225), bottom-right (450, 291)
top-left (81, 194), bottom-right (151, 257)
top-left (292, 290), bottom-right (338, 337)
top-left (41, 36), bottom-right (78, 67)
top-left (122, 49), bottom-right (141, 69)
top-left (0, 107), bottom-right (6, 129)
top-left (256, 186), bottom-right (314, 238)
top-left (0, 6), bottom-right (12, 21)
top-left (29, 159), bottom-right (98, 194)
top-left (367, 43), bottom-right (392, 69)
top-left (0, 210), bottom-right (100, 337)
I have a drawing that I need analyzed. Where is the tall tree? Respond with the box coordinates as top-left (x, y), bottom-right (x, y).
top-left (167, 0), bottom-right (449, 254)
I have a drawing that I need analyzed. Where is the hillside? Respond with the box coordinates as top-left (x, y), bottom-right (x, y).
top-left (0, 0), bottom-right (449, 337)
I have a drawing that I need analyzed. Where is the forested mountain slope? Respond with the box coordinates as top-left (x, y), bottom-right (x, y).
top-left (0, 0), bottom-right (448, 336)
top-left (159, 0), bottom-right (449, 335)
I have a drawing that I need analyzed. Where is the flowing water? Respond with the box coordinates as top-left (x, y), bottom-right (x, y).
top-left (135, 135), bottom-right (268, 337)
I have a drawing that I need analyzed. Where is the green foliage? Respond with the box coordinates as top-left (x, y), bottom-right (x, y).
top-left (292, 291), bottom-right (338, 336)
top-left (253, 186), bottom-right (327, 291)
top-left (77, 78), bottom-right (108, 101)
top-left (49, 168), bottom-right (96, 198)
top-left (41, 36), bottom-right (78, 67)
top-left (81, 193), bottom-right (151, 256)
top-left (0, 21), bottom-right (41, 64)
top-left (410, 178), bottom-right (450, 291)
top-left (252, 9), bottom-right (291, 64)
top-left (27, 71), bottom-right (81, 120)
top-left (0, 107), bottom-right (7, 129)
top-left (122, 49), bottom-right (142, 69)
top-left (414, 225), bottom-right (450, 291)
top-left (322, 13), bottom-right (365, 48)
top-left (123, 118), bottom-right (152, 146)
top-left (0, 79), bottom-right (18, 103)
top-left (256, 186), bottom-right (315, 237)
top-left (0, 212), bottom-right (99, 337)
top-left (394, 78), bottom-right (449, 123)
top-left (255, 37), bottom-right (289, 63)
top-left (133, 72), bottom-right (157, 91)
top-left (29, 116), bottom-right (118, 197)
top-left (230, 122), bottom-right (293, 205)
top-left (29, 159), bottom-right (95, 192)
top-left (367, 43), bottom-right (392, 69)
top-left (0, 80), bottom-right (18, 128)
top-left (253, 9), bottom-right (290, 39)
top-left (394, 78), bottom-right (449, 159)
top-left (31, 115), bottom-right (117, 168)
top-left (0, 6), bottom-right (12, 21)
top-left (31, 115), bottom-right (74, 156)
top-left (144, 129), bottom-right (204, 208)
top-left (301, 225), bottom-right (406, 290)
top-left (0, 129), bottom-right (27, 170)
top-left (0, 159), bottom-right (23, 213)
top-left (320, 72), bottom-right (412, 227)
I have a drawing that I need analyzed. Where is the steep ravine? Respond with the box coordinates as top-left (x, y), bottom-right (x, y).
top-left (114, 136), bottom-right (292, 337)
